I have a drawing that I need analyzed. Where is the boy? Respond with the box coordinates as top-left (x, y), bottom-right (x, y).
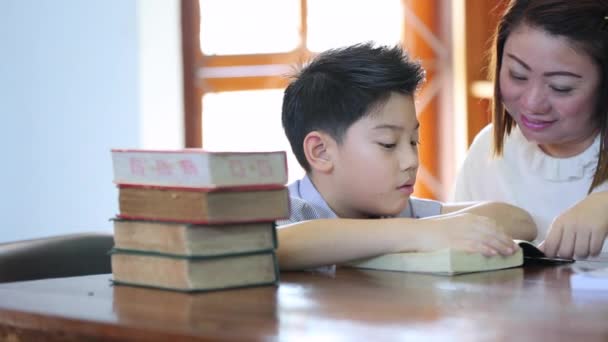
top-left (277, 43), bottom-right (537, 271)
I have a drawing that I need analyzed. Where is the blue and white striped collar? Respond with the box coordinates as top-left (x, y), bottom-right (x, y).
top-left (292, 174), bottom-right (416, 219)
top-left (294, 175), bottom-right (338, 218)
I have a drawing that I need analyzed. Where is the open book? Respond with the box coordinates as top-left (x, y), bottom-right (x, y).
top-left (345, 240), bottom-right (574, 275)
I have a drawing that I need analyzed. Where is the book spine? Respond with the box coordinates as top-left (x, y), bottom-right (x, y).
top-left (116, 214), bottom-right (288, 225)
top-left (110, 248), bottom-right (276, 260)
top-left (116, 184), bottom-right (287, 192)
top-left (112, 151), bottom-right (287, 188)
top-left (112, 151), bottom-right (212, 187)
top-left (110, 279), bottom-right (278, 293)
top-left (208, 152), bottom-right (287, 186)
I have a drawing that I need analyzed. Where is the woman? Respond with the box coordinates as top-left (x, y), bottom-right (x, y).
top-left (454, 0), bottom-right (608, 259)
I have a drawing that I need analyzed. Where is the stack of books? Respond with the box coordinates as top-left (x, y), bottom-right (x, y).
top-left (109, 149), bottom-right (289, 292)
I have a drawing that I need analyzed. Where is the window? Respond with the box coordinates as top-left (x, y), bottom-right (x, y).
top-left (199, 0), bottom-right (301, 55)
top-left (182, 0), bottom-right (452, 199)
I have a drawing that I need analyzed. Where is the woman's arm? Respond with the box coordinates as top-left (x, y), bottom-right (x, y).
top-left (441, 201), bottom-right (538, 241)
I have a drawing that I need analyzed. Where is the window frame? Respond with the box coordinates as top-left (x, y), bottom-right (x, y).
top-left (181, 0), bottom-right (311, 148)
top-left (180, 0), bottom-right (481, 201)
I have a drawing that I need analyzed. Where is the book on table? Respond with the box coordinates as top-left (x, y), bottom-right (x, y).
top-left (111, 250), bottom-right (279, 292)
top-left (111, 149), bottom-right (287, 189)
top-left (112, 219), bottom-right (277, 257)
top-left (117, 184), bottom-right (289, 224)
top-left (345, 240), bottom-right (574, 275)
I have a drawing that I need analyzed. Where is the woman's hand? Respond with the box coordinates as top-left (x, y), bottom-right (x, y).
top-left (540, 191), bottom-right (608, 259)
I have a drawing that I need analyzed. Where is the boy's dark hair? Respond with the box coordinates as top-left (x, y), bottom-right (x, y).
top-left (282, 42), bottom-right (425, 172)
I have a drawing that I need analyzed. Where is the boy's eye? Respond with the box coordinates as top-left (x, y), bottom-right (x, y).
top-left (411, 140), bottom-right (420, 147)
top-left (378, 142), bottom-right (397, 149)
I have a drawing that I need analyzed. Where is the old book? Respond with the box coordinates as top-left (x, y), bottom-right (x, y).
top-left (117, 185), bottom-right (289, 224)
top-left (346, 240), bottom-right (574, 276)
top-left (111, 250), bottom-right (279, 292)
top-left (112, 219), bottom-right (277, 257)
top-left (111, 149), bottom-right (287, 189)
top-left (346, 248), bottom-right (524, 275)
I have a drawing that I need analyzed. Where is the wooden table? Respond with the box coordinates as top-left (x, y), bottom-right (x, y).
top-left (1, 260), bottom-right (608, 341)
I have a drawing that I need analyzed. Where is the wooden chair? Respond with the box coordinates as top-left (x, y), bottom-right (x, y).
top-left (0, 233), bottom-right (113, 283)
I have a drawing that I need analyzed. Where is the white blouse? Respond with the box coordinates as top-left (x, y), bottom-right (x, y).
top-left (453, 124), bottom-right (608, 244)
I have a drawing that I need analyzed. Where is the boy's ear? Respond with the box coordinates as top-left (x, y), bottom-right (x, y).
top-left (303, 131), bottom-right (335, 173)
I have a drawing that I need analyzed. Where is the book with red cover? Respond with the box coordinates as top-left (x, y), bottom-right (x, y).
top-left (111, 149), bottom-right (288, 189)
top-left (117, 184), bottom-right (290, 224)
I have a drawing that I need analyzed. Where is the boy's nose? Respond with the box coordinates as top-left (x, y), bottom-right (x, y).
top-left (399, 147), bottom-right (419, 172)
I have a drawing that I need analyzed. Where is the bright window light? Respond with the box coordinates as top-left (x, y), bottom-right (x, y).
top-left (202, 90), bottom-right (305, 182)
top-left (199, 0), bottom-right (301, 55)
top-left (307, 0), bottom-right (403, 52)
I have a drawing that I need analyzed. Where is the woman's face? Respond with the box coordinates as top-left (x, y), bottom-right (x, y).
top-left (499, 23), bottom-right (601, 157)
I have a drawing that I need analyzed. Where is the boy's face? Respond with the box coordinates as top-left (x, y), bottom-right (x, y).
top-left (329, 92), bottom-right (419, 218)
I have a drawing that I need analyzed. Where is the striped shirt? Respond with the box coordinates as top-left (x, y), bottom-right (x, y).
top-left (276, 175), bottom-right (442, 226)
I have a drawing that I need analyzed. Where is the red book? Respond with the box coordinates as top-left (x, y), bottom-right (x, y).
top-left (117, 185), bottom-right (290, 224)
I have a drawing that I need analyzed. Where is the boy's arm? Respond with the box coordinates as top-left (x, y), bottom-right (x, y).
top-left (277, 218), bottom-right (412, 271)
top-left (441, 201), bottom-right (537, 241)
top-left (276, 213), bottom-right (518, 271)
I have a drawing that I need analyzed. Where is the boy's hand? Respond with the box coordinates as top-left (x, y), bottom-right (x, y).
top-left (420, 213), bottom-right (518, 256)
top-left (540, 192), bottom-right (608, 259)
